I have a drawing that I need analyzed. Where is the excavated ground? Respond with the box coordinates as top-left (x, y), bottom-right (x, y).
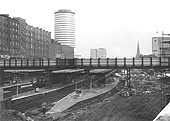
top-left (60, 91), bottom-right (161, 121)
top-left (57, 76), bottom-right (162, 121)
top-left (2, 74), bottom-right (164, 121)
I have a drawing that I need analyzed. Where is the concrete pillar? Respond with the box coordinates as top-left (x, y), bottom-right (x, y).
top-left (0, 88), bottom-right (3, 120)
top-left (89, 77), bottom-right (92, 90)
top-left (0, 68), bottom-right (4, 87)
top-left (45, 69), bottom-right (52, 89)
top-left (49, 71), bottom-right (53, 89)
top-left (126, 69), bottom-right (131, 88)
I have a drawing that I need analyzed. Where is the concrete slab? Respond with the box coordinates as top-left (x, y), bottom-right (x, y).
top-left (46, 79), bottom-right (119, 114)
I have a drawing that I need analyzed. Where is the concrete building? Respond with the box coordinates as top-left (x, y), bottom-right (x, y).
top-left (74, 53), bottom-right (82, 59)
top-left (54, 9), bottom-right (75, 59)
top-left (90, 48), bottom-right (107, 59)
top-left (61, 45), bottom-right (74, 59)
top-left (90, 49), bottom-right (97, 59)
top-left (49, 39), bottom-right (61, 59)
top-left (54, 9), bottom-right (75, 47)
top-left (152, 37), bottom-right (170, 57)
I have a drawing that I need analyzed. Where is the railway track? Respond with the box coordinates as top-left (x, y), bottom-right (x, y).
top-left (11, 80), bottom-right (86, 112)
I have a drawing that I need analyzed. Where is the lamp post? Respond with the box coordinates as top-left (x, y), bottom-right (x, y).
top-left (13, 71), bottom-right (19, 96)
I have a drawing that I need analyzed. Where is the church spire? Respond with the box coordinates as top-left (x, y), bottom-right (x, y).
top-left (136, 41), bottom-right (141, 58)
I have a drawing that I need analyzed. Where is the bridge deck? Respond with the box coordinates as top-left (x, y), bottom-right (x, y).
top-left (0, 57), bottom-right (169, 69)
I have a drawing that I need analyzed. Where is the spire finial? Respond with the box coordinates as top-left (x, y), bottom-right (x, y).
top-left (136, 42), bottom-right (140, 58)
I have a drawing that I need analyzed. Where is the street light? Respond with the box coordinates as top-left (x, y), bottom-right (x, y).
top-left (13, 71), bottom-right (19, 96)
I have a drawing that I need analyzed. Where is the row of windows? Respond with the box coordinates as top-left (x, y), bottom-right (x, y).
top-left (10, 28), bottom-right (19, 33)
top-left (0, 18), bottom-right (19, 27)
top-left (0, 31), bottom-right (20, 39)
top-left (10, 34), bottom-right (20, 39)
top-left (0, 38), bottom-right (19, 47)
top-left (27, 26), bottom-right (50, 35)
top-left (0, 46), bottom-right (19, 54)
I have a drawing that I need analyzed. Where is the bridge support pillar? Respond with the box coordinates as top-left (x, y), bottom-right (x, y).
top-left (126, 69), bottom-right (131, 88)
top-left (84, 69), bottom-right (92, 89)
top-left (0, 68), bottom-right (4, 87)
top-left (0, 88), bottom-right (3, 120)
top-left (45, 69), bottom-right (52, 89)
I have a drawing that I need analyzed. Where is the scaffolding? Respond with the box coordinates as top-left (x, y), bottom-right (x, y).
top-left (160, 31), bottom-right (170, 109)
top-left (160, 32), bottom-right (170, 58)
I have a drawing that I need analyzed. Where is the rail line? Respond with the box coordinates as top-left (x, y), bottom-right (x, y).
top-left (11, 79), bottom-right (89, 112)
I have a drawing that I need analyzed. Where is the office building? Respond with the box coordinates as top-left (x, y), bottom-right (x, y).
top-left (90, 48), bottom-right (107, 59)
top-left (54, 9), bottom-right (75, 47)
top-left (90, 49), bottom-right (97, 59)
top-left (152, 37), bottom-right (170, 57)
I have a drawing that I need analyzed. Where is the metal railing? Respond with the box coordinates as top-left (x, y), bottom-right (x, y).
top-left (0, 57), bottom-right (169, 69)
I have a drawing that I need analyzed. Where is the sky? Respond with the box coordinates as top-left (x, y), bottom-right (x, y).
top-left (1, 0), bottom-right (170, 58)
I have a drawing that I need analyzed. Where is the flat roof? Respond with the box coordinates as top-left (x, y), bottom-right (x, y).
top-left (4, 69), bottom-right (45, 73)
top-left (55, 9), bottom-right (75, 14)
top-left (52, 69), bottom-right (84, 73)
top-left (89, 69), bottom-right (113, 73)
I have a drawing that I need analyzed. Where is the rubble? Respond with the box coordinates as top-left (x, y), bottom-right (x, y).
top-left (60, 73), bottom-right (162, 121)
top-left (2, 72), bottom-right (163, 121)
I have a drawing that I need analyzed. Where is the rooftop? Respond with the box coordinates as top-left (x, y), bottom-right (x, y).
top-left (55, 9), bottom-right (75, 14)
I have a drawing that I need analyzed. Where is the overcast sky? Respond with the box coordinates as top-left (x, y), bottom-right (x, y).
top-left (1, 0), bottom-right (170, 58)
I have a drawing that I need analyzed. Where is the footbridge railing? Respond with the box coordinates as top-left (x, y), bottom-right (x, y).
top-left (0, 57), bottom-right (169, 69)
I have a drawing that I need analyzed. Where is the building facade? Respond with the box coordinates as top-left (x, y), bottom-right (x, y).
top-left (152, 37), bottom-right (170, 57)
top-left (90, 49), bottom-right (97, 59)
top-left (0, 14), bottom-right (20, 58)
top-left (90, 48), bottom-right (107, 59)
top-left (60, 45), bottom-right (74, 59)
top-left (0, 14), bottom-right (51, 59)
top-left (13, 17), bottom-right (27, 58)
top-left (54, 9), bottom-right (75, 47)
top-left (74, 53), bottom-right (82, 59)
top-left (0, 14), bottom-right (75, 59)
top-left (49, 39), bottom-right (61, 59)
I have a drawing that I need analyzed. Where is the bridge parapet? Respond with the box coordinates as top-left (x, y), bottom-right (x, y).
top-left (0, 57), bottom-right (169, 69)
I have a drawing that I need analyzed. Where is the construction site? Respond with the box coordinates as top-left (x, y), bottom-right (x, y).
top-left (1, 68), bottom-right (168, 121)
